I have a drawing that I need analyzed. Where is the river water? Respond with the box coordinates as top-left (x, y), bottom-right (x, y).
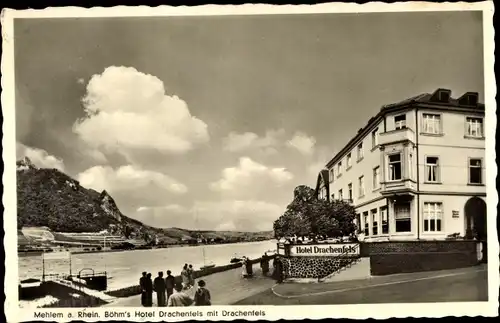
top-left (18, 240), bottom-right (277, 291)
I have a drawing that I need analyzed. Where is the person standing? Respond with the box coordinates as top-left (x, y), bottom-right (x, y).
top-left (261, 253), bottom-right (269, 276)
top-left (246, 257), bottom-right (253, 277)
top-left (187, 264), bottom-right (195, 288)
top-left (139, 271), bottom-right (147, 306)
top-left (154, 271), bottom-right (166, 306)
top-left (167, 283), bottom-right (194, 307)
top-left (181, 264), bottom-right (189, 290)
top-left (241, 257), bottom-right (248, 278)
top-left (194, 280), bottom-right (211, 306)
top-left (165, 270), bottom-right (175, 301)
top-left (273, 256), bottom-right (284, 283)
top-left (144, 273), bottom-right (154, 306)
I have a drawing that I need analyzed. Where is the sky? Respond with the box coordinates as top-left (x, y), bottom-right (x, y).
top-left (14, 11), bottom-right (484, 232)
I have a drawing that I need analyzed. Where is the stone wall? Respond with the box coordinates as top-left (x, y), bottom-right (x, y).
top-left (283, 256), bottom-right (360, 279)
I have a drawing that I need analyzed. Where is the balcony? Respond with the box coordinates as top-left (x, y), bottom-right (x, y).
top-left (379, 127), bottom-right (415, 146)
top-left (380, 179), bottom-right (417, 196)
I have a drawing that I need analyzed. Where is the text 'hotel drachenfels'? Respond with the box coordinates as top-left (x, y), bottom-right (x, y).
top-left (315, 89), bottom-right (486, 242)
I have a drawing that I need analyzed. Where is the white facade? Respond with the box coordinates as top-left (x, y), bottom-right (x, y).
top-left (317, 89), bottom-right (487, 242)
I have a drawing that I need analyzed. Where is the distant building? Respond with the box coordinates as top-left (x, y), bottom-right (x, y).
top-left (315, 89), bottom-right (486, 242)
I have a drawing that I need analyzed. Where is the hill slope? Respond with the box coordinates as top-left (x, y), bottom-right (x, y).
top-left (16, 157), bottom-right (274, 243)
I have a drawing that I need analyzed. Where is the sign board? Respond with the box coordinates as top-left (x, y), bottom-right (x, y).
top-left (452, 210), bottom-right (459, 218)
top-left (289, 243), bottom-right (359, 257)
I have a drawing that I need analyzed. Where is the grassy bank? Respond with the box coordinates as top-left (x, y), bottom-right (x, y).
top-left (106, 256), bottom-right (274, 298)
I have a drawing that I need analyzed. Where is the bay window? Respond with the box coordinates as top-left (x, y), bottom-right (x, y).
top-left (388, 153), bottom-right (402, 181)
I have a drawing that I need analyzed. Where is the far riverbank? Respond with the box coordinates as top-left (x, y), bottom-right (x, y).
top-left (19, 239), bottom-right (276, 257)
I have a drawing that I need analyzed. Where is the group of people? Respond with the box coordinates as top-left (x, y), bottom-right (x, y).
top-left (242, 253), bottom-right (284, 283)
top-left (139, 264), bottom-right (211, 307)
top-left (180, 264), bottom-right (195, 289)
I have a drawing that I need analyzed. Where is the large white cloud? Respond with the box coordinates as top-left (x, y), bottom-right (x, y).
top-left (16, 142), bottom-right (65, 171)
top-left (286, 132), bottom-right (316, 156)
top-left (135, 200), bottom-right (281, 232)
top-left (210, 157), bottom-right (293, 193)
top-left (77, 165), bottom-right (187, 195)
top-left (73, 66), bottom-right (209, 161)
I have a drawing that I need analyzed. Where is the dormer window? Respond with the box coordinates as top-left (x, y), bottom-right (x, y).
top-left (458, 92), bottom-right (479, 107)
top-left (395, 114), bottom-right (407, 130)
top-left (430, 89), bottom-right (452, 103)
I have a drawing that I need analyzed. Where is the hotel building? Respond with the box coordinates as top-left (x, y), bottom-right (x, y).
top-left (315, 89), bottom-right (486, 242)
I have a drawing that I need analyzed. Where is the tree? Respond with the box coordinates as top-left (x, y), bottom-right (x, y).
top-left (273, 185), bottom-right (356, 239)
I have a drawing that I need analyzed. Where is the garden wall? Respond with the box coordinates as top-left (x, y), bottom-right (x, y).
top-left (359, 240), bottom-right (482, 275)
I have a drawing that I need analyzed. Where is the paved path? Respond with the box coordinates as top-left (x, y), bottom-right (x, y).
top-left (103, 263), bottom-right (275, 307)
top-left (235, 265), bottom-right (488, 305)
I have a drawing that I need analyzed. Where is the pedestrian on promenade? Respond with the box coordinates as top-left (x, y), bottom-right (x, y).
top-left (194, 280), bottom-right (211, 306)
top-left (139, 271), bottom-right (147, 306)
top-left (145, 273), bottom-right (154, 306)
top-left (167, 283), bottom-right (194, 307)
top-left (181, 264), bottom-right (189, 289)
top-left (241, 256), bottom-right (248, 278)
top-left (273, 256), bottom-right (284, 283)
top-left (188, 264), bottom-right (195, 288)
top-left (165, 270), bottom-right (175, 301)
top-left (154, 271), bottom-right (166, 306)
top-left (246, 257), bottom-right (253, 277)
top-left (260, 254), bottom-right (269, 276)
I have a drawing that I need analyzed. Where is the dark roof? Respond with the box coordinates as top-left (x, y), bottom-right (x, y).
top-left (325, 89), bottom-right (484, 168)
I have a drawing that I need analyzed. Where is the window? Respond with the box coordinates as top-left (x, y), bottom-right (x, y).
top-left (409, 153), bottom-right (413, 179)
top-left (346, 153), bottom-right (352, 168)
top-left (356, 214), bottom-right (362, 234)
top-left (331, 193), bottom-right (335, 200)
top-left (394, 202), bottom-right (411, 232)
top-left (373, 167), bottom-right (380, 190)
top-left (380, 207), bottom-right (388, 234)
top-left (466, 117), bottom-right (483, 138)
top-left (469, 159), bottom-right (482, 184)
top-left (423, 202), bottom-right (443, 232)
top-left (337, 161), bottom-right (342, 176)
top-left (388, 153), bottom-right (402, 181)
top-left (372, 128), bottom-right (378, 148)
top-left (358, 176), bottom-right (365, 197)
top-left (371, 209), bottom-right (378, 235)
top-left (363, 211), bottom-right (369, 236)
top-left (423, 113), bottom-right (441, 134)
top-left (425, 157), bottom-right (439, 182)
top-left (348, 183), bottom-right (353, 201)
top-left (338, 189), bottom-right (343, 200)
top-left (395, 114), bottom-right (406, 130)
top-left (329, 168), bottom-right (334, 183)
top-left (357, 142), bottom-right (364, 161)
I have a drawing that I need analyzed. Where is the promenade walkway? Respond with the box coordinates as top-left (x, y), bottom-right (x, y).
top-left (102, 263), bottom-right (276, 307)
